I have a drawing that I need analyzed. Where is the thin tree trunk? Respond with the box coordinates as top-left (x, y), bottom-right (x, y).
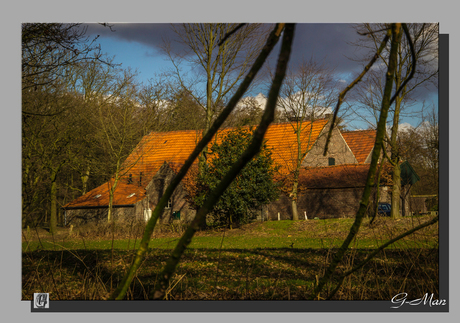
top-left (49, 175), bottom-right (57, 235)
top-left (49, 164), bottom-right (62, 235)
top-left (81, 165), bottom-right (90, 195)
top-left (391, 162), bottom-right (401, 218)
top-left (389, 75), bottom-right (403, 219)
top-left (107, 180), bottom-right (118, 223)
top-left (290, 124), bottom-right (302, 220)
top-left (290, 175), bottom-right (299, 220)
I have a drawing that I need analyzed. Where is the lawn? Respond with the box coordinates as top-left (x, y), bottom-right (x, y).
top-left (21, 216), bottom-right (439, 300)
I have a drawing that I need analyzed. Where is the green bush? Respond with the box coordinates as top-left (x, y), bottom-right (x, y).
top-left (193, 128), bottom-right (280, 228)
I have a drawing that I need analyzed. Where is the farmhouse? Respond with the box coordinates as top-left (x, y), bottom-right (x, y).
top-left (62, 117), bottom-right (418, 224)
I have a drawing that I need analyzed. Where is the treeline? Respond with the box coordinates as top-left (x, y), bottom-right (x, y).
top-left (21, 23), bottom-right (269, 230)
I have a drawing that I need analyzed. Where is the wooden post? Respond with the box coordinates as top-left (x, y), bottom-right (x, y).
top-left (278, 212), bottom-right (280, 221)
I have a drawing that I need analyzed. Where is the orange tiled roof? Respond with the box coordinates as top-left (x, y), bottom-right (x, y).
top-left (263, 120), bottom-right (329, 174)
top-left (341, 130), bottom-right (376, 164)
top-left (64, 120), bottom-right (329, 209)
top-left (64, 179), bottom-right (148, 209)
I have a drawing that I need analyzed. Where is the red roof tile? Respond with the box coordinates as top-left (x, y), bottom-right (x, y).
top-left (64, 179), bottom-right (147, 209)
top-left (341, 130), bottom-right (376, 164)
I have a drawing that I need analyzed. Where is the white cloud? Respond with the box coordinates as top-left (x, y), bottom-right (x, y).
top-left (397, 122), bottom-right (414, 133)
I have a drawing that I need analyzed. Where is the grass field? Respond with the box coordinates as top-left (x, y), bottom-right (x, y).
top-left (21, 216), bottom-right (439, 300)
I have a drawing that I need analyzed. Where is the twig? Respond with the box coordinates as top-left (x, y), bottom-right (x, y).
top-left (218, 23), bottom-right (246, 46)
top-left (357, 26), bottom-right (391, 36)
top-left (165, 273), bottom-right (187, 300)
top-left (214, 230), bottom-right (226, 289)
top-left (389, 23), bottom-right (416, 105)
top-left (327, 215), bottom-right (438, 299)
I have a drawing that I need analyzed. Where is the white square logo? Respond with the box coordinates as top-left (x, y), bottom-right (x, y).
top-left (33, 293), bottom-right (49, 309)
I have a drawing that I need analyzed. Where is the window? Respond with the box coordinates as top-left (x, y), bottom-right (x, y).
top-left (165, 199), bottom-right (172, 209)
top-left (128, 174), bottom-right (133, 184)
top-left (328, 157), bottom-right (335, 166)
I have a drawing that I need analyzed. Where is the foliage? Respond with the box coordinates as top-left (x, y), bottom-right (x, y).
top-left (190, 128), bottom-right (280, 228)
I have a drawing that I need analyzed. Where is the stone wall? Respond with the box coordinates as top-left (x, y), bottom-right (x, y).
top-left (267, 186), bottom-right (392, 220)
top-left (64, 203), bottom-right (143, 226)
top-left (145, 163), bottom-right (196, 223)
top-left (302, 126), bottom-right (357, 167)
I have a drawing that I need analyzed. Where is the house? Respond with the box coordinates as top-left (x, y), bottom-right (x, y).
top-left (62, 117), bottom-right (418, 224)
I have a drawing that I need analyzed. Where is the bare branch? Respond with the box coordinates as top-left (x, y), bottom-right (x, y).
top-left (327, 215), bottom-right (439, 299)
top-left (218, 23), bottom-right (246, 46)
top-left (323, 28), bottom-right (391, 156)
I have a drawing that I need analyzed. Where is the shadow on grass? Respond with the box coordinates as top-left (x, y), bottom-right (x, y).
top-left (22, 246), bottom-right (439, 300)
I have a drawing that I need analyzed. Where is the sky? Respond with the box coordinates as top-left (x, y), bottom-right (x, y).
top-left (82, 23), bottom-right (439, 131)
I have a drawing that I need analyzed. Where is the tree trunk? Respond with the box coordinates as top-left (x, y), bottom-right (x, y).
top-left (81, 165), bottom-right (90, 195)
top-left (390, 96), bottom-right (402, 219)
top-left (291, 178), bottom-right (299, 220)
top-left (291, 126), bottom-right (302, 221)
top-left (391, 163), bottom-right (401, 219)
top-left (107, 184), bottom-right (116, 223)
top-left (291, 199), bottom-right (299, 221)
top-left (49, 169), bottom-right (58, 235)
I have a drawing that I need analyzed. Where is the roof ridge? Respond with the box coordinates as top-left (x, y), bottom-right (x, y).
top-left (342, 129), bottom-right (376, 134)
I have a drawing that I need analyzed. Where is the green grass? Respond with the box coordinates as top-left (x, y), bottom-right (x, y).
top-left (21, 216), bottom-right (439, 300)
top-left (22, 229), bottom-right (438, 252)
top-left (23, 216), bottom-right (440, 252)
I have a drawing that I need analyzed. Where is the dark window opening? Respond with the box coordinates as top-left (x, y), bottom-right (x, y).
top-left (328, 157), bottom-right (335, 166)
top-left (128, 174), bottom-right (133, 184)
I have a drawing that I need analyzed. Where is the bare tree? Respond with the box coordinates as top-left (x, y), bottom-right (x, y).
top-left (276, 58), bottom-right (337, 220)
top-left (68, 58), bottom-right (151, 222)
top-left (162, 23), bottom-right (270, 173)
top-left (315, 23), bottom-right (439, 300)
top-left (22, 23), bottom-right (111, 93)
top-left (350, 23), bottom-right (438, 218)
top-left (399, 106), bottom-right (439, 196)
top-left (224, 94), bottom-right (267, 127)
top-left (86, 71), bottom-right (145, 222)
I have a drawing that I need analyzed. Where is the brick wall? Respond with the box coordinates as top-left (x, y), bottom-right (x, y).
top-left (267, 186), bottom-right (392, 220)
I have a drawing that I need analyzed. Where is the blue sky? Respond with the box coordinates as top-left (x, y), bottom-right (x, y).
top-left (84, 23), bottom-right (439, 131)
